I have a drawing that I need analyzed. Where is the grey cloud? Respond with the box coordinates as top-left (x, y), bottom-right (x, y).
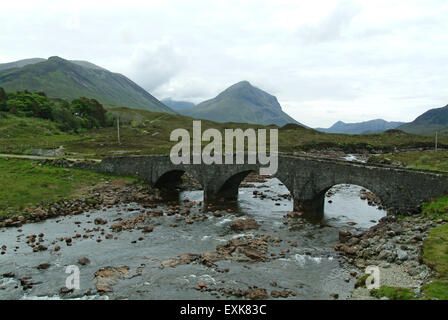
top-left (126, 44), bottom-right (185, 92)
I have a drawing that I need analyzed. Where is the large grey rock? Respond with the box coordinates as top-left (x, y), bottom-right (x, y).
top-left (397, 249), bottom-right (408, 261)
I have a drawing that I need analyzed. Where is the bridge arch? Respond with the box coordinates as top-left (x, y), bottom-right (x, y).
top-left (295, 177), bottom-right (389, 220)
top-left (213, 169), bottom-right (295, 203)
top-left (215, 170), bottom-right (255, 200)
top-left (154, 169), bottom-right (186, 189)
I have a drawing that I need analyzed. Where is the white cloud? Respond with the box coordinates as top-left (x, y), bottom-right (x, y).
top-left (123, 43), bottom-right (185, 92)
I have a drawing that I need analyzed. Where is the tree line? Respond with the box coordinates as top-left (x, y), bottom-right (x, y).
top-left (0, 87), bottom-right (114, 132)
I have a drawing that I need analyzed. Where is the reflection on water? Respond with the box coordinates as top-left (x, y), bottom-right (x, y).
top-left (0, 177), bottom-right (385, 300)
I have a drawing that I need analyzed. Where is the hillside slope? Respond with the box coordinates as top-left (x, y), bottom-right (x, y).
top-left (398, 104), bottom-right (448, 136)
top-left (0, 56), bottom-right (174, 113)
top-left (0, 58), bottom-right (46, 72)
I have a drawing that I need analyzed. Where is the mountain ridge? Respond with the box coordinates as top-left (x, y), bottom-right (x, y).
top-left (161, 98), bottom-right (195, 113)
top-left (316, 119), bottom-right (406, 134)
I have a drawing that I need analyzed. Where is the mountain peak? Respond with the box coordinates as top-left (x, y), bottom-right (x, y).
top-left (223, 80), bottom-right (255, 93)
top-left (232, 80), bottom-right (252, 87)
top-left (47, 56), bottom-right (67, 63)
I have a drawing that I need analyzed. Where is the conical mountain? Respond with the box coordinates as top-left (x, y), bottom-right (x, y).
top-left (186, 81), bottom-right (302, 126)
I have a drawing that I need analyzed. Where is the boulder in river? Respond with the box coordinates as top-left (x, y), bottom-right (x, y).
top-left (141, 225), bottom-right (154, 233)
top-left (37, 263), bottom-right (51, 270)
top-left (229, 218), bottom-right (260, 232)
top-left (78, 257), bottom-right (91, 266)
top-left (245, 288), bottom-right (268, 300)
top-left (93, 266), bottom-right (130, 293)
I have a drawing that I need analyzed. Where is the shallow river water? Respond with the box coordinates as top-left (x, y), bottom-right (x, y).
top-left (0, 178), bottom-right (385, 300)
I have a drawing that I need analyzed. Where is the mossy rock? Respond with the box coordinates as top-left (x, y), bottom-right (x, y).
top-left (354, 273), bottom-right (370, 289)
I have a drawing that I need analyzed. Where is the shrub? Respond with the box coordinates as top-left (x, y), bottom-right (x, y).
top-left (0, 88), bottom-right (113, 132)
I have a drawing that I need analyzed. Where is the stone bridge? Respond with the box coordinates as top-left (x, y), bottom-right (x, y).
top-left (95, 154), bottom-right (448, 220)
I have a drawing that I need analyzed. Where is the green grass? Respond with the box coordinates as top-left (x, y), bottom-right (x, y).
top-left (422, 280), bottom-right (448, 300)
top-left (422, 223), bottom-right (448, 278)
top-left (0, 113), bottom-right (83, 154)
top-left (32, 108), bottom-right (448, 157)
top-left (0, 158), bottom-right (136, 219)
top-left (1, 106), bottom-right (447, 159)
top-left (370, 286), bottom-right (415, 300)
top-left (416, 195), bottom-right (448, 300)
top-left (369, 150), bottom-right (448, 172)
top-left (422, 195), bottom-right (448, 219)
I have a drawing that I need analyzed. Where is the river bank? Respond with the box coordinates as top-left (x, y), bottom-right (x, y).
top-left (0, 178), bottom-right (160, 229)
top-left (335, 212), bottom-right (447, 299)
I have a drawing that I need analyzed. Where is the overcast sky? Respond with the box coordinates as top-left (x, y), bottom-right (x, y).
top-left (1, 0), bottom-right (448, 127)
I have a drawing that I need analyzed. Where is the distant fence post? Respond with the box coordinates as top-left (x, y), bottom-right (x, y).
top-left (117, 115), bottom-right (121, 145)
top-left (435, 131), bottom-right (438, 152)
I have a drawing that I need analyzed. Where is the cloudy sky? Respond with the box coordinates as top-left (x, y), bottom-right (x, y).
top-left (1, 0), bottom-right (448, 127)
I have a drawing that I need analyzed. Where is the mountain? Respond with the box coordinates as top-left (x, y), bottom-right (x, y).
top-left (398, 104), bottom-right (448, 136)
top-left (0, 58), bottom-right (46, 72)
top-left (316, 119), bottom-right (406, 134)
top-left (0, 56), bottom-right (173, 113)
top-left (161, 98), bottom-right (195, 113)
top-left (185, 81), bottom-right (302, 127)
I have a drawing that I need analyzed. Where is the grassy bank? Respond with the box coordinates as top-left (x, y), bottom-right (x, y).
top-left (0, 113), bottom-right (84, 154)
top-left (422, 222), bottom-right (448, 299)
top-left (419, 191), bottom-right (448, 299)
top-left (369, 150), bottom-right (448, 172)
top-left (0, 158), bottom-right (137, 219)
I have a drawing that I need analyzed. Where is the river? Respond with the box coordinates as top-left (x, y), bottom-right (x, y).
top-left (0, 176), bottom-right (386, 300)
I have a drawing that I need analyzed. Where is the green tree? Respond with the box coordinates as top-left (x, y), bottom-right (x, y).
top-left (0, 87), bottom-right (7, 111)
top-left (71, 97), bottom-right (107, 128)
